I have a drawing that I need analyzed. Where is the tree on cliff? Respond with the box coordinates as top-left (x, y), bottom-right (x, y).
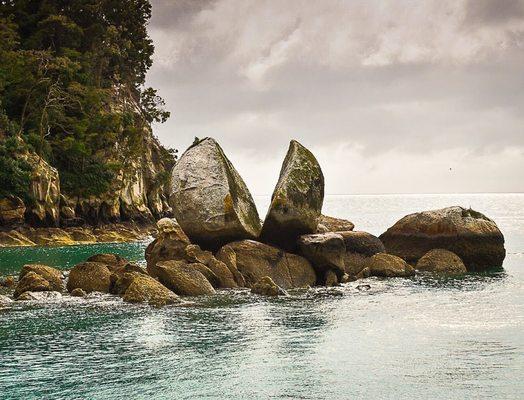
top-left (0, 0), bottom-right (172, 199)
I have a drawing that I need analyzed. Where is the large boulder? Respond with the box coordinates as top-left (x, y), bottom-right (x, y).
top-left (145, 218), bottom-right (191, 275)
top-left (0, 196), bottom-right (26, 226)
top-left (66, 262), bottom-right (112, 293)
top-left (338, 231), bottom-right (385, 278)
top-left (369, 253), bottom-right (415, 278)
top-left (297, 233), bottom-right (345, 281)
top-left (260, 140), bottom-right (324, 250)
top-left (121, 272), bottom-right (179, 306)
top-left (86, 253), bottom-right (128, 271)
top-left (379, 206), bottom-right (505, 271)
top-left (216, 240), bottom-right (316, 289)
top-left (19, 264), bottom-right (63, 292)
top-left (416, 249), bottom-right (467, 275)
top-left (14, 271), bottom-right (51, 298)
top-left (317, 214), bottom-right (354, 233)
top-left (156, 260), bottom-right (216, 296)
top-left (169, 138), bottom-right (261, 249)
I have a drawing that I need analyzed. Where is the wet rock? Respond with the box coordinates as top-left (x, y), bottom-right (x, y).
top-left (416, 249), bottom-right (467, 275)
top-left (170, 138), bottom-right (261, 249)
top-left (188, 263), bottom-right (220, 288)
top-left (356, 284), bottom-right (371, 291)
top-left (216, 240), bottom-right (316, 289)
top-left (25, 228), bottom-right (75, 246)
top-left (145, 219), bottom-right (191, 276)
top-left (0, 230), bottom-right (36, 247)
top-left (355, 267), bottom-right (371, 280)
top-left (0, 294), bottom-right (14, 306)
top-left (156, 260), bottom-right (216, 296)
top-left (251, 276), bottom-right (287, 296)
top-left (14, 271), bottom-right (51, 298)
top-left (70, 288), bottom-right (87, 297)
top-left (121, 273), bottom-right (179, 306)
top-left (1, 276), bottom-right (16, 288)
top-left (324, 270), bottom-right (339, 286)
top-left (338, 231), bottom-right (385, 278)
top-left (369, 253), bottom-right (415, 278)
top-left (297, 233), bottom-right (346, 279)
top-left (16, 291), bottom-right (62, 301)
top-left (317, 214), bottom-right (354, 233)
top-left (0, 196), bottom-right (26, 226)
top-left (260, 140), bottom-right (324, 250)
top-left (379, 206), bottom-right (505, 271)
top-left (19, 264), bottom-right (63, 292)
top-left (67, 262), bottom-right (112, 293)
top-left (214, 245), bottom-right (246, 287)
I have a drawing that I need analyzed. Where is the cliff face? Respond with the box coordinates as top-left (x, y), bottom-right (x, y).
top-left (1, 129), bottom-right (173, 229)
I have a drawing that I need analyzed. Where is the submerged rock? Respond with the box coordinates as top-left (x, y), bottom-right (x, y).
top-left (155, 260), bottom-right (216, 296)
top-left (216, 240), bottom-right (316, 289)
top-left (70, 288), bottom-right (87, 297)
top-left (121, 272), bottom-right (179, 306)
top-left (170, 138), bottom-right (261, 249)
top-left (379, 206), bottom-right (505, 271)
top-left (297, 232), bottom-right (346, 279)
top-left (67, 262), bottom-right (112, 293)
top-left (19, 264), bottom-right (63, 292)
top-left (369, 253), bottom-right (415, 278)
top-left (260, 140), bottom-right (324, 250)
top-left (0, 294), bottom-right (13, 307)
top-left (251, 276), bottom-right (287, 296)
top-left (16, 291), bottom-right (62, 301)
top-left (416, 249), bottom-right (467, 275)
top-left (338, 231), bottom-right (385, 278)
top-left (317, 214), bottom-right (354, 233)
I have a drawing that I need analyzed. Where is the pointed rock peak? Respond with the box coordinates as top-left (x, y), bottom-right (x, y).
top-left (169, 137), bottom-right (261, 250)
top-left (260, 139), bottom-right (324, 251)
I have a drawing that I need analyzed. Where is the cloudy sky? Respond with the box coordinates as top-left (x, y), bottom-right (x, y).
top-left (146, 0), bottom-right (524, 195)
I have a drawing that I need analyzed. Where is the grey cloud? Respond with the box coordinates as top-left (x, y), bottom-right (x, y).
top-left (150, 0), bottom-right (217, 29)
top-left (464, 0), bottom-right (524, 25)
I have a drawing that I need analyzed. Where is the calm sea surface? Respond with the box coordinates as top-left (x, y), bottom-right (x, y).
top-left (1, 194), bottom-right (523, 399)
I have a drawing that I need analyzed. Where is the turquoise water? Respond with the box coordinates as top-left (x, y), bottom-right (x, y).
top-left (1, 194), bottom-right (523, 399)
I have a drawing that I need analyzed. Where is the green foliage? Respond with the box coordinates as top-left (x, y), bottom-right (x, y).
top-left (0, 136), bottom-right (32, 200)
top-left (0, 1), bottom-right (173, 198)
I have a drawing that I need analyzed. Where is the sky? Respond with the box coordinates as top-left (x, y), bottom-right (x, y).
top-left (146, 0), bottom-right (524, 195)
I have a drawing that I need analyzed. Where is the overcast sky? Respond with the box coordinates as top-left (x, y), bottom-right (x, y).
top-left (146, 0), bottom-right (524, 195)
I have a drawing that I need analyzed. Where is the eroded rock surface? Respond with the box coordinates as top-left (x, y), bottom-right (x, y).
top-left (260, 140), bottom-right (324, 250)
top-left (416, 249), bottom-right (467, 275)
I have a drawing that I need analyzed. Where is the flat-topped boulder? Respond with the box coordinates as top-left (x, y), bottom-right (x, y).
top-left (338, 231), bottom-right (385, 278)
top-left (260, 140), bottom-right (324, 250)
top-left (416, 249), bottom-right (467, 275)
top-left (216, 240), bottom-right (316, 289)
top-left (297, 233), bottom-right (345, 281)
top-left (379, 206), bottom-right (505, 271)
top-left (316, 214), bottom-right (354, 233)
top-left (169, 138), bottom-right (261, 249)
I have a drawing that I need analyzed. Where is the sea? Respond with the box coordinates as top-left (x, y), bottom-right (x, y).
top-left (0, 193), bottom-right (523, 399)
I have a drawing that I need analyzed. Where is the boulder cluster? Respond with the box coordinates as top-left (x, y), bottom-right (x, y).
top-left (1, 137), bottom-right (506, 307)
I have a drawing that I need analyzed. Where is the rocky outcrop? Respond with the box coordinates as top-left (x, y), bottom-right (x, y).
top-left (169, 138), bottom-right (261, 249)
top-left (120, 272), bottom-right (179, 306)
top-left (19, 264), bottom-right (63, 292)
top-left (416, 249), bottom-right (467, 275)
top-left (155, 260), bottom-right (216, 296)
top-left (379, 206), bottom-right (505, 271)
top-left (66, 262), bottom-right (112, 293)
top-left (338, 231), bottom-right (385, 278)
top-left (0, 294), bottom-right (13, 307)
top-left (251, 276), bottom-right (287, 296)
top-left (0, 196), bottom-right (26, 226)
top-left (316, 215), bottom-right (354, 233)
top-left (369, 253), bottom-right (415, 278)
top-left (216, 240), bottom-right (316, 289)
top-left (297, 233), bottom-right (345, 282)
top-left (260, 140), bottom-right (324, 250)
